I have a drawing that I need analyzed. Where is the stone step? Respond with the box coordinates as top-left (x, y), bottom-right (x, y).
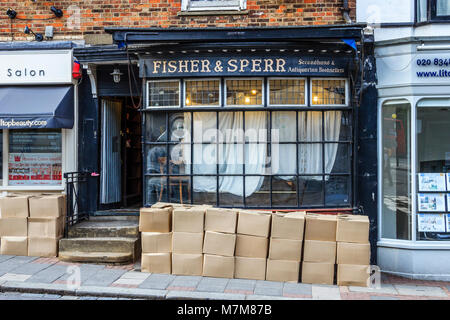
top-left (58, 251), bottom-right (134, 264)
top-left (68, 221), bottom-right (139, 238)
top-left (59, 237), bottom-right (141, 262)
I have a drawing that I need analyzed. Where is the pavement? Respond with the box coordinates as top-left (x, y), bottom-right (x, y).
top-left (0, 255), bottom-right (449, 300)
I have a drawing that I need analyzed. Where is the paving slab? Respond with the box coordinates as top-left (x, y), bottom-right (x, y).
top-left (348, 284), bottom-right (398, 295)
top-left (166, 290), bottom-right (246, 300)
top-left (246, 295), bottom-right (304, 300)
top-left (225, 279), bottom-right (256, 293)
top-left (394, 285), bottom-right (448, 298)
top-left (0, 256), bottom-right (14, 263)
top-left (196, 277), bottom-right (229, 293)
top-left (56, 264), bottom-right (106, 284)
top-left (312, 285), bottom-right (342, 300)
top-left (26, 265), bottom-right (70, 284)
top-left (10, 262), bottom-right (53, 275)
top-left (139, 274), bottom-right (176, 290)
top-left (283, 282), bottom-right (312, 296)
top-left (370, 295), bottom-right (400, 300)
top-left (76, 285), bottom-right (167, 299)
top-left (82, 269), bottom-right (127, 287)
top-left (112, 278), bottom-right (145, 286)
top-left (254, 280), bottom-right (283, 296)
top-left (169, 276), bottom-right (203, 289)
top-left (10, 256), bottom-right (38, 263)
top-left (0, 273), bottom-right (32, 282)
top-left (119, 271), bottom-right (151, 280)
top-left (0, 281), bottom-right (77, 296)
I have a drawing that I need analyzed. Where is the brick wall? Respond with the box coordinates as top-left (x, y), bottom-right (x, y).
top-left (0, 0), bottom-right (356, 41)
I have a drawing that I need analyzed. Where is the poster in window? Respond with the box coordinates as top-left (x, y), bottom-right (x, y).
top-left (418, 173), bottom-right (446, 192)
top-left (417, 193), bottom-right (446, 212)
top-left (8, 153), bottom-right (62, 186)
top-left (417, 214), bottom-right (446, 232)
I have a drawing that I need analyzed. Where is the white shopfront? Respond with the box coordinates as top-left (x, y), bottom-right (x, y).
top-left (0, 50), bottom-right (78, 193)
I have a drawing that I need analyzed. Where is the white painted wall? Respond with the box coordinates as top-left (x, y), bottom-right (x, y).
top-left (357, 0), bottom-right (414, 24)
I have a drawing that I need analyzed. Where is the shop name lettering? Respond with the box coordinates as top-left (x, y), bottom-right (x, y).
top-left (6, 68), bottom-right (46, 78)
top-left (150, 58), bottom-right (344, 75)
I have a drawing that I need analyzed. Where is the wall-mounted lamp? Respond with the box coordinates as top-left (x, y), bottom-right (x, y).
top-left (6, 9), bottom-right (17, 19)
top-left (24, 26), bottom-right (43, 42)
top-left (110, 67), bottom-right (123, 83)
top-left (50, 6), bottom-right (63, 18)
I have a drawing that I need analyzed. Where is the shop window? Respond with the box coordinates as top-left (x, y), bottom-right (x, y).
top-left (185, 79), bottom-right (220, 107)
top-left (268, 78), bottom-right (306, 106)
top-left (416, 101), bottom-right (450, 241)
top-left (225, 79), bottom-right (263, 106)
top-left (311, 79), bottom-right (347, 106)
top-left (417, 0), bottom-right (450, 22)
top-left (8, 129), bottom-right (62, 186)
top-left (381, 100), bottom-right (412, 240)
top-left (147, 80), bottom-right (180, 108)
top-left (181, 0), bottom-right (246, 11)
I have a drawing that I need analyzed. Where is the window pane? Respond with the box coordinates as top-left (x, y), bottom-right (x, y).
top-left (272, 176), bottom-right (297, 207)
top-left (325, 175), bottom-right (350, 206)
top-left (311, 79), bottom-right (346, 105)
top-left (245, 111), bottom-right (267, 143)
top-left (146, 113), bottom-right (167, 142)
top-left (0, 130), bottom-right (2, 183)
top-left (298, 111), bottom-right (322, 141)
top-left (324, 111), bottom-right (346, 141)
top-left (327, 143), bottom-right (351, 174)
top-left (417, 0), bottom-right (428, 22)
top-left (185, 80), bottom-right (220, 107)
top-left (189, 0), bottom-right (240, 8)
top-left (148, 81), bottom-right (179, 107)
top-left (219, 176), bottom-right (244, 206)
top-left (271, 144), bottom-right (296, 175)
top-left (437, 0), bottom-right (450, 16)
top-left (269, 79), bottom-right (305, 105)
top-left (226, 79), bottom-right (263, 106)
top-left (193, 176), bottom-right (217, 206)
top-left (145, 145), bottom-right (167, 174)
top-left (272, 111), bottom-right (296, 142)
top-left (169, 176), bottom-right (191, 205)
top-left (245, 176), bottom-right (270, 207)
top-left (193, 144), bottom-right (217, 174)
top-left (8, 130), bottom-right (62, 186)
top-left (382, 101), bottom-right (411, 240)
top-left (145, 176), bottom-right (168, 205)
top-left (299, 176), bottom-right (323, 206)
top-left (299, 143), bottom-right (323, 174)
top-left (417, 106), bottom-right (450, 241)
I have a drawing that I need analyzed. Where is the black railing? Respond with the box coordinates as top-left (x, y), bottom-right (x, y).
top-left (64, 172), bottom-right (91, 237)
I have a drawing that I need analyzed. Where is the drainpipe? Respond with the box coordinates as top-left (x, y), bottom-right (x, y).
top-left (342, 0), bottom-right (353, 24)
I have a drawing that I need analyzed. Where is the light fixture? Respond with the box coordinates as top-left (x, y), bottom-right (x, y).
top-left (50, 6), bottom-right (63, 18)
top-left (313, 96), bottom-right (319, 103)
top-left (6, 9), bottom-right (17, 19)
top-left (251, 89), bottom-right (258, 95)
top-left (110, 67), bottom-right (123, 83)
top-left (24, 26), bottom-right (43, 42)
top-left (244, 96), bottom-right (251, 104)
top-left (185, 97), bottom-right (191, 106)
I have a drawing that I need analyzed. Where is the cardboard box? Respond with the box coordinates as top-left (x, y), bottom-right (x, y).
top-left (202, 254), bottom-right (234, 279)
top-left (303, 240), bottom-right (336, 263)
top-left (0, 195), bottom-right (29, 218)
top-left (237, 210), bottom-right (271, 237)
top-left (141, 232), bottom-right (172, 253)
top-left (271, 212), bottom-right (306, 240)
top-left (172, 232), bottom-right (204, 254)
top-left (336, 215), bottom-right (370, 243)
top-left (304, 213), bottom-right (337, 241)
top-left (28, 217), bottom-right (64, 238)
top-left (235, 257), bottom-right (266, 280)
top-left (139, 208), bottom-right (172, 232)
top-left (337, 242), bottom-right (370, 265)
top-left (204, 208), bottom-right (237, 234)
top-left (337, 264), bottom-right (370, 287)
top-left (235, 234), bottom-right (268, 258)
top-left (172, 253), bottom-right (203, 276)
top-left (141, 253), bottom-right (171, 274)
top-left (0, 236), bottom-right (28, 256)
top-left (203, 231), bottom-right (236, 257)
top-left (268, 238), bottom-right (303, 261)
top-left (266, 259), bottom-right (300, 282)
top-left (301, 262), bottom-right (335, 285)
top-left (29, 194), bottom-right (65, 218)
top-left (28, 237), bottom-right (60, 257)
top-left (173, 207), bottom-right (205, 233)
top-left (0, 218), bottom-right (28, 237)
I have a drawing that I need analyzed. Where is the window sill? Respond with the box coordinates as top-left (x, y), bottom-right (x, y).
top-left (177, 10), bottom-right (249, 16)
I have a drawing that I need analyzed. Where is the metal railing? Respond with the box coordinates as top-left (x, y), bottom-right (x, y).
top-left (64, 172), bottom-right (91, 237)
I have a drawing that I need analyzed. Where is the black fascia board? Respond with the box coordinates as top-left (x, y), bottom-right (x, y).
top-left (105, 25), bottom-right (366, 45)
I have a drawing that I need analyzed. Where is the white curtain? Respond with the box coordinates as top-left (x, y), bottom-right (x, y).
top-left (437, 0), bottom-right (450, 15)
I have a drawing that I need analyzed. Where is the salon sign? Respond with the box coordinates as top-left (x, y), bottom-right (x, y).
top-left (140, 55), bottom-right (348, 78)
top-left (0, 50), bottom-right (73, 85)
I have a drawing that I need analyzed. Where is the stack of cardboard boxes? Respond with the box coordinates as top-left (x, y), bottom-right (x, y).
top-left (235, 211), bottom-right (271, 280)
top-left (267, 212), bottom-right (305, 282)
top-left (336, 215), bottom-right (371, 287)
top-left (301, 213), bottom-right (338, 285)
top-left (140, 206), bottom-right (173, 274)
top-left (0, 194), bottom-right (65, 257)
top-left (202, 208), bottom-right (238, 279)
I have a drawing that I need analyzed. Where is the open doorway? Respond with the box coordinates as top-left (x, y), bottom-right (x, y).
top-left (99, 97), bottom-right (142, 212)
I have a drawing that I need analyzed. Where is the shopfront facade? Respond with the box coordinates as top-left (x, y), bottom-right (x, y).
top-left (0, 46), bottom-right (77, 195)
top-left (358, 0), bottom-right (450, 279)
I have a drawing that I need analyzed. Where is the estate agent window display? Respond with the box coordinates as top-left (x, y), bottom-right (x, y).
top-left (144, 77), bottom-right (352, 209)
